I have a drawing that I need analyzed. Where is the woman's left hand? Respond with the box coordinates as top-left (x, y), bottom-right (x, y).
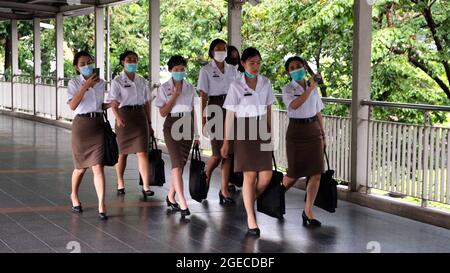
top-left (193, 139), bottom-right (200, 147)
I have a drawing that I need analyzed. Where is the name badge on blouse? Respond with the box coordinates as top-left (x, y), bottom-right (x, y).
top-left (212, 71), bottom-right (220, 78)
top-left (244, 93), bottom-right (253, 96)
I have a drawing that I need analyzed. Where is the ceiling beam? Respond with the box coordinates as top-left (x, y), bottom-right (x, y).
top-left (0, 1), bottom-right (58, 14)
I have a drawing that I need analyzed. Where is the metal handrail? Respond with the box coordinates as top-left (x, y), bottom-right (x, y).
top-left (361, 99), bottom-right (450, 112)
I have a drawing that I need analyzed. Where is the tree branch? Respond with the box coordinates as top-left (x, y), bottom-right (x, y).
top-left (422, 5), bottom-right (450, 87)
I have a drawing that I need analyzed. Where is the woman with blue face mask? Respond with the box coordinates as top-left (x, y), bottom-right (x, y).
top-left (67, 51), bottom-right (112, 220)
top-left (281, 56), bottom-right (326, 227)
top-left (221, 47), bottom-right (276, 237)
top-left (108, 50), bottom-right (155, 199)
top-left (155, 55), bottom-right (200, 217)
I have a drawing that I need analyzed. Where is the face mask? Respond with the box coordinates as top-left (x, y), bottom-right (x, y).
top-left (244, 70), bottom-right (256, 79)
top-left (290, 68), bottom-right (306, 81)
top-left (226, 57), bottom-right (239, 66)
top-left (124, 63), bottom-right (138, 73)
top-left (172, 71), bottom-right (186, 81)
top-left (214, 51), bottom-right (227, 63)
top-left (79, 64), bottom-right (94, 77)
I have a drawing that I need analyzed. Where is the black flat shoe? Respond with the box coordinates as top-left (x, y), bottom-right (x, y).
top-left (180, 208), bottom-right (190, 217)
top-left (71, 203), bottom-right (82, 213)
top-left (302, 211), bottom-right (321, 227)
top-left (246, 227), bottom-right (260, 237)
top-left (142, 189), bottom-right (155, 199)
top-left (117, 188), bottom-right (125, 195)
top-left (166, 196), bottom-right (180, 211)
top-left (219, 191), bottom-right (235, 205)
top-left (98, 212), bottom-right (108, 220)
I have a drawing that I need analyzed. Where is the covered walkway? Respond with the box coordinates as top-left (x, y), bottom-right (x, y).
top-left (0, 114), bottom-right (449, 253)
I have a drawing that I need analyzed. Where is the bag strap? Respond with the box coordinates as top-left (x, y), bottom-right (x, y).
top-left (191, 143), bottom-right (201, 161)
top-left (272, 152), bottom-right (277, 171)
top-left (151, 135), bottom-right (158, 150)
top-left (324, 148), bottom-right (331, 171)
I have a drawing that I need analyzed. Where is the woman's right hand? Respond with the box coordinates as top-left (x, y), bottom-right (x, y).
top-left (307, 78), bottom-right (318, 91)
top-left (172, 85), bottom-right (181, 98)
top-left (83, 74), bottom-right (99, 90)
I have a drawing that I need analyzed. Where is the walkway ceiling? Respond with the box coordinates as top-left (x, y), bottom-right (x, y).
top-left (0, 0), bottom-right (136, 21)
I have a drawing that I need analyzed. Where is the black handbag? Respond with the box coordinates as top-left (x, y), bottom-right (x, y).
top-left (139, 136), bottom-right (165, 186)
top-left (229, 154), bottom-right (243, 187)
top-left (305, 150), bottom-right (338, 213)
top-left (103, 111), bottom-right (119, 167)
top-left (256, 153), bottom-right (286, 219)
top-left (189, 144), bottom-right (209, 203)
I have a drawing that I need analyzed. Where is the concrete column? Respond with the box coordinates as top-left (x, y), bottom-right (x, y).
top-left (350, 0), bottom-right (373, 192)
top-left (33, 18), bottom-right (41, 115)
top-left (55, 13), bottom-right (64, 119)
top-left (11, 19), bottom-right (18, 110)
top-left (149, 0), bottom-right (160, 88)
top-left (227, 0), bottom-right (242, 51)
top-left (95, 6), bottom-right (105, 79)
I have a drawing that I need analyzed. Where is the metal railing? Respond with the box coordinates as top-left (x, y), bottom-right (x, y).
top-left (362, 100), bottom-right (450, 206)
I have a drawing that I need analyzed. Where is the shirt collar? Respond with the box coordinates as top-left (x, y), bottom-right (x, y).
top-left (291, 79), bottom-right (305, 91)
top-left (79, 74), bottom-right (87, 84)
top-left (120, 71), bottom-right (135, 82)
top-left (240, 73), bottom-right (263, 91)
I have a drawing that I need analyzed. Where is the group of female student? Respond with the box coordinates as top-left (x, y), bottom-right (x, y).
top-left (67, 38), bottom-right (326, 237)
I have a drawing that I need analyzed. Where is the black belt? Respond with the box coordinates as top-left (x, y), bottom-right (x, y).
top-left (122, 104), bottom-right (144, 110)
top-left (170, 112), bottom-right (191, 117)
top-left (209, 94), bottom-right (227, 100)
top-left (77, 112), bottom-right (103, 118)
top-left (289, 116), bottom-right (318, 124)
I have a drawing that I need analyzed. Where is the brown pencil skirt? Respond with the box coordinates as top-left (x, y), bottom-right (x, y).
top-left (163, 114), bottom-right (194, 169)
top-left (286, 119), bottom-right (324, 178)
top-left (71, 115), bottom-right (105, 169)
top-left (232, 116), bottom-right (273, 172)
top-left (207, 96), bottom-right (233, 156)
top-left (115, 108), bottom-right (149, 155)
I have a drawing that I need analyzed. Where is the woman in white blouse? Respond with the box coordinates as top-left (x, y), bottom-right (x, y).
top-left (155, 55), bottom-right (200, 217)
top-left (108, 50), bottom-right (155, 199)
top-left (281, 56), bottom-right (326, 227)
top-left (67, 51), bottom-right (112, 220)
top-left (221, 47), bottom-right (275, 237)
top-left (198, 38), bottom-right (239, 205)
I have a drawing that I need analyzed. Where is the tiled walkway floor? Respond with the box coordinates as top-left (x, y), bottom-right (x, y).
top-left (0, 114), bottom-right (449, 253)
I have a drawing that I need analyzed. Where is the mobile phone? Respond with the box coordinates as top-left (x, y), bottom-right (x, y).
top-left (93, 68), bottom-right (100, 77)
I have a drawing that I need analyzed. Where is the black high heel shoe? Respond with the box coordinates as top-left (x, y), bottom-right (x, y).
top-left (246, 227), bottom-right (260, 237)
top-left (302, 211), bottom-right (321, 227)
top-left (180, 208), bottom-right (190, 217)
top-left (71, 203), bottom-right (82, 213)
top-left (166, 196), bottom-right (180, 211)
top-left (98, 212), bottom-right (108, 220)
top-left (117, 188), bottom-right (125, 195)
top-left (219, 191), bottom-right (235, 205)
top-left (142, 189), bottom-right (155, 199)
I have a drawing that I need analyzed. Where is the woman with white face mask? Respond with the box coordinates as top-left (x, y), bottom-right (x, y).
top-left (198, 39), bottom-right (239, 205)
top-left (108, 50), bottom-right (155, 200)
top-left (67, 51), bottom-right (112, 220)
